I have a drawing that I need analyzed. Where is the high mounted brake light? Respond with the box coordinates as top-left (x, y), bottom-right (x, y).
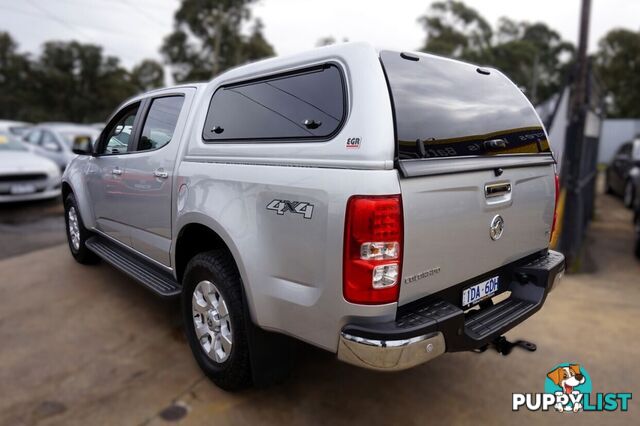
top-left (343, 195), bottom-right (403, 304)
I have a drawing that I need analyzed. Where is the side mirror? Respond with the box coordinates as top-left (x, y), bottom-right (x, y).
top-left (72, 136), bottom-right (93, 155)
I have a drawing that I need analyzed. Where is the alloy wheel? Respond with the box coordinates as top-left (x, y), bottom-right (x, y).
top-left (192, 280), bottom-right (233, 363)
top-left (68, 206), bottom-right (81, 251)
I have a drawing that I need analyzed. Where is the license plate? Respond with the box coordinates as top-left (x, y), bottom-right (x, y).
top-left (10, 184), bottom-right (36, 195)
top-left (462, 276), bottom-right (499, 307)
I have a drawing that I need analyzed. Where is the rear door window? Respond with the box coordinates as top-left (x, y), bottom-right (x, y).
top-left (380, 51), bottom-right (549, 159)
top-left (136, 96), bottom-right (185, 152)
top-left (203, 64), bottom-right (345, 141)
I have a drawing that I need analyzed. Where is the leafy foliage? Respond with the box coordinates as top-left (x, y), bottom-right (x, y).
top-left (131, 60), bottom-right (165, 92)
top-left (418, 1), bottom-right (574, 104)
top-left (419, 0), bottom-right (493, 58)
top-left (596, 28), bottom-right (640, 118)
top-left (0, 32), bottom-right (35, 121)
top-left (0, 32), bottom-right (164, 123)
top-left (161, 0), bottom-right (275, 83)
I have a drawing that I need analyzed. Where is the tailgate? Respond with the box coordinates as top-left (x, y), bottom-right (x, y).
top-left (379, 50), bottom-right (556, 305)
top-left (399, 163), bottom-right (555, 304)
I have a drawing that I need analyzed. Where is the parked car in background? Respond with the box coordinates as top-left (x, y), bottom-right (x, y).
top-left (22, 124), bottom-right (100, 171)
top-left (0, 119), bottom-right (32, 137)
top-left (0, 132), bottom-right (61, 202)
top-left (606, 137), bottom-right (640, 208)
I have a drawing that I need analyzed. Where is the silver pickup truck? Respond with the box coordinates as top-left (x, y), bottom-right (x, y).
top-left (63, 42), bottom-right (565, 390)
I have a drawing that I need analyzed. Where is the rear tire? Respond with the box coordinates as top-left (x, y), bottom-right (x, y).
top-left (64, 194), bottom-right (99, 264)
top-left (182, 250), bottom-right (252, 391)
top-left (605, 172), bottom-right (615, 195)
top-left (623, 180), bottom-right (635, 208)
top-left (635, 215), bottom-right (640, 260)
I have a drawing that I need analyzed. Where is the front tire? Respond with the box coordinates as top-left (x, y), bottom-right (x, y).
top-left (182, 251), bottom-right (252, 391)
top-left (64, 194), bottom-right (99, 264)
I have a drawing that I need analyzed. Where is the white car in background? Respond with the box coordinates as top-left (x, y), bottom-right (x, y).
top-left (0, 133), bottom-right (61, 203)
top-left (23, 123), bottom-right (100, 171)
top-left (0, 119), bottom-right (33, 137)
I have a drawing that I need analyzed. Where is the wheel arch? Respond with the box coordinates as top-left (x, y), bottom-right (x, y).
top-left (61, 181), bottom-right (73, 202)
top-left (173, 216), bottom-right (257, 321)
top-left (61, 178), bottom-right (97, 229)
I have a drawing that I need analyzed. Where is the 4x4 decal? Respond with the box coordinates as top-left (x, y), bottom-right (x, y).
top-left (266, 199), bottom-right (314, 219)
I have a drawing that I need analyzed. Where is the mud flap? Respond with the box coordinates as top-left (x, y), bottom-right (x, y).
top-left (245, 320), bottom-right (296, 387)
top-left (241, 282), bottom-right (296, 388)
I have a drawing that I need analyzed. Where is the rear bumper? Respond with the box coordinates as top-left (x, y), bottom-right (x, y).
top-left (338, 331), bottom-right (446, 371)
top-left (337, 250), bottom-right (565, 371)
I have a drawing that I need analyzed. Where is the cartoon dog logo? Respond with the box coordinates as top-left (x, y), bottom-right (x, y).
top-left (546, 364), bottom-right (586, 412)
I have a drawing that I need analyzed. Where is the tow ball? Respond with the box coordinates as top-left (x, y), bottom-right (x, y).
top-left (473, 336), bottom-right (537, 356)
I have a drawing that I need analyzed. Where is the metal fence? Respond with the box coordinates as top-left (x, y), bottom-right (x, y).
top-left (556, 65), bottom-right (604, 268)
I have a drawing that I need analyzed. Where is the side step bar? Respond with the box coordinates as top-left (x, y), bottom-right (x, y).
top-left (86, 236), bottom-right (181, 298)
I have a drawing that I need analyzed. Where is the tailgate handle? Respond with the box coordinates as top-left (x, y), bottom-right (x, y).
top-left (485, 182), bottom-right (511, 198)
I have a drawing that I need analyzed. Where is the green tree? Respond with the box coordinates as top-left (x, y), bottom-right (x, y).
top-left (491, 19), bottom-right (574, 103)
top-left (418, 1), bottom-right (574, 104)
top-left (596, 28), bottom-right (640, 117)
top-left (0, 33), bottom-right (151, 123)
top-left (31, 41), bottom-right (137, 122)
top-left (161, 0), bottom-right (275, 83)
top-left (131, 59), bottom-right (165, 92)
top-left (0, 32), bottom-right (35, 121)
top-left (418, 0), bottom-right (492, 58)
top-left (242, 19), bottom-right (275, 63)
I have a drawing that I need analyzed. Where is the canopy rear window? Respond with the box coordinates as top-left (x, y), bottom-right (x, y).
top-left (380, 51), bottom-right (550, 160)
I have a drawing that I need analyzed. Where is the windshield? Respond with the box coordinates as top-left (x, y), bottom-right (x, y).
top-left (380, 51), bottom-right (550, 160)
top-left (9, 126), bottom-right (31, 136)
top-left (0, 133), bottom-right (28, 151)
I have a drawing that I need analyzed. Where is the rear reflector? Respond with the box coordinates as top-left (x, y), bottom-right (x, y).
top-left (343, 195), bottom-right (403, 304)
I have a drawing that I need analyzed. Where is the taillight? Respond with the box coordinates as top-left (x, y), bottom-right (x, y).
top-left (343, 195), bottom-right (403, 304)
top-left (550, 173), bottom-right (560, 242)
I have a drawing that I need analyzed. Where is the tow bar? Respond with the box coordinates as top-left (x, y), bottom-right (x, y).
top-left (473, 336), bottom-right (537, 356)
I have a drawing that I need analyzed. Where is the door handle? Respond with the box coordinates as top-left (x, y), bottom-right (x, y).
top-left (154, 169), bottom-right (169, 179)
top-left (485, 182), bottom-right (511, 198)
top-left (111, 167), bottom-right (123, 176)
